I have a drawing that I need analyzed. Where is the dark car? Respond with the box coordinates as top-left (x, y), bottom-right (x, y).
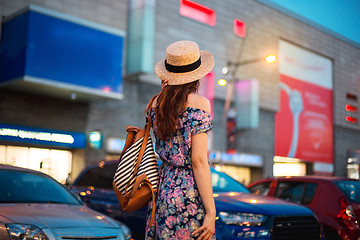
top-left (248, 176), bottom-right (360, 240)
top-left (0, 164), bottom-right (132, 240)
top-left (70, 160), bottom-right (322, 240)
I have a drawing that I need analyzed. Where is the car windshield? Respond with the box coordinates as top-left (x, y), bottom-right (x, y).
top-left (0, 170), bottom-right (81, 205)
top-left (211, 169), bottom-right (250, 193)
top-left (73, 163), bottom-right (116, 189)
top-left (335, 180), bottom-right (360, 203)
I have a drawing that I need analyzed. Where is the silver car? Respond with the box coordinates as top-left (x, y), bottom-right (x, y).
top-left (0, 164), bottom-right (131, 240)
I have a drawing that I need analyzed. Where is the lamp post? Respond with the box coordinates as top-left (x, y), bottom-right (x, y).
top-left (221, 54), bottom-right (276, 114)
top-left (220, 55), bottom-right (276, 153)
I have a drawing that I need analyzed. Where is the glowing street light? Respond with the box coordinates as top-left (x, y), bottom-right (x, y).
top-left (218, 79), bottom-right (227, 86)
top-left (218, 54), bottom-right (277, 86)
top-left (265, 54), bottom-right (276, 63)
top-left (219, 54), bottom-right (277, 115)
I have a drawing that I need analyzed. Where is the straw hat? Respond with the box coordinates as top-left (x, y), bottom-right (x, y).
top-left (155, 40), bottom-right (214, 85)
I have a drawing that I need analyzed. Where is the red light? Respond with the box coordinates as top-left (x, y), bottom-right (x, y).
top-left (179, 0), bottom-right (216, 26)
top-left (234, 19), bottom-right (246, 38)
top-left (337, 197), bottom-right (356, 221)
top-left (346, 116), bottom-right (358, 123)
top-left (346, 104), bottom-right (358, 112)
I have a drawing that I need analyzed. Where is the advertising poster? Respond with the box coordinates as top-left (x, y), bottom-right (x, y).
top-left (275, 40), bottom-right (333, 163)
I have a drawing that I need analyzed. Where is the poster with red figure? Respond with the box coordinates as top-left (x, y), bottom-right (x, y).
top-left (275, 41), bottom-right (333, 163)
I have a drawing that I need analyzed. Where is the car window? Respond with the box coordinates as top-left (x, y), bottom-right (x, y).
top-left (0, 170), bottom-right (81, 205)
top-left (275, 182), bottom-right (305, 203)
top-left (302, 183), bottom-right (317, 204)
top-left (335, 180), bottom-right (360, 203)
top-left (211, 169), bottom-right (249, 193)
top-left (74, 163), bottom-right (117, 189)
top-left (248, 182), bottom-right (271, 196)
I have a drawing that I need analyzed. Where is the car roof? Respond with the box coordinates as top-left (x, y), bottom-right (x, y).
top-left (0, 164), bottom-right (49, 176)
top-left (253, 175), bottom-right (359, 183)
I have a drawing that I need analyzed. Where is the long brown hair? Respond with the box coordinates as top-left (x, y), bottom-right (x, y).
top-left (147, 80), bottom-right (199, 140)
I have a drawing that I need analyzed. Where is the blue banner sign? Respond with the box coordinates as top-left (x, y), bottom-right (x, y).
top-left (0, 124), bottom-right (86, 149)
top-left (0, 5), bottom-right (124, 98)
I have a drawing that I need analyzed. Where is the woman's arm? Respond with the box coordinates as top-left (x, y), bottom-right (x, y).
top-left (191, 132), bottom-right (216, 240)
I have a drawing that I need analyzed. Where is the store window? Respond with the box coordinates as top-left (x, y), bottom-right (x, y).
top-left (273, 162), bottom-right (306, 176)
top-left (213, 164), bottom-right (251, 185)
top-left (0, 145), bottom-right (72, 184)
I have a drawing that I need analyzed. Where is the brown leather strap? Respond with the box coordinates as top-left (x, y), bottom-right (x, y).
top-left (126, 126), bottom-right (141, 132)
top-left (133, 96), bottom-right (157, 174)
top-left (124, 96), bottom-right (157, 196)
top-left (120, 130), bottom-right (137, 160)
top-left (127, 177), bottom-right (156, 229)
top-left (128, 174), bottom-right (147, 197)
top-left (147, 181), bottom-right (156, 229)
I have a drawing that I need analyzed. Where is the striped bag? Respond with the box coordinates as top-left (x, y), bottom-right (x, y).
top-left (113, 96), bottom-right (159, 227)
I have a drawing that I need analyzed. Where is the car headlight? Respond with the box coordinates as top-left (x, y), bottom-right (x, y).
top-left (6, 224), bottom-right (49, 240)
top-left (219, 212), bottom-right (267, 227)
top-left (118, 222), bottom-right (132, 240)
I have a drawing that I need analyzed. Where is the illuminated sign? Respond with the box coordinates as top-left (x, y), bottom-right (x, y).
top-left (276, 40), bottom-right (333, 163)
top-left (179, 0), bottom-right (216, 26)
top-left (89, 131), bottom-right (102, 149)
top-left (106, 138), bottom-right (126, 153)
top-left (0, 124), bottom-right (86, 148)
top-left (209, 151), bottom-right (263, 167)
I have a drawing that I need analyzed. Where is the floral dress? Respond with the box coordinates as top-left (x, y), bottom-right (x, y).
top-left (145, 107), bottom-right (215, 240)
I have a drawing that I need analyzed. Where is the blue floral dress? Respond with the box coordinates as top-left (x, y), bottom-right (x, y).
top-left (145, 107), bottom-right (214, 240)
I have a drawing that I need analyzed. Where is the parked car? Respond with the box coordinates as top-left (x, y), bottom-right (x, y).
top-left (70, 160), bottom-right (323, 240)
top-left (248, 176), bottom-right (360, 240)
top-left (0, 164), bottom-right (132, 240)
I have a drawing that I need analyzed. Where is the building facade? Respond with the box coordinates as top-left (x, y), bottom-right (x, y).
top-left (0, 0), bottom-right (359, 184)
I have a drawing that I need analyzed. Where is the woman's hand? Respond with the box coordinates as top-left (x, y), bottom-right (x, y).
top-left (161, 79), bottom-right (168, 88)
top-left (192, 212), bottom-right (216, 240)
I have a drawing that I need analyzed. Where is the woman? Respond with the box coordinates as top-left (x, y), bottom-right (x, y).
top-left (145, 40), bottom-right (216, 240)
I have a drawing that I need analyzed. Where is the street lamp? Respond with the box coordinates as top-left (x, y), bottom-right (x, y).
top-left (221, 54), bottom-right (276, 113)
top-left (220, 54), bottom-right (276, 87)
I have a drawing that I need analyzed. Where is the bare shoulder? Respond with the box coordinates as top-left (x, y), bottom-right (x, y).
top-left (187, 93), bottom-right (211, 114)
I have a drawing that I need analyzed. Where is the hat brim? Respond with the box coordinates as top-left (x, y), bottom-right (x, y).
top-left (154, 50), bottom-right (214, 85)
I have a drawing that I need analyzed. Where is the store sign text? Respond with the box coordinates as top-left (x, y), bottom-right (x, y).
top-left (0, 124), bottom-right (86, 148)
top-left (0, 128), bottom-right (74, 144)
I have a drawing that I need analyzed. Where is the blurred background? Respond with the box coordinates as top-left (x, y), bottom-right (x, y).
top-left (0, 0), bottom-right (359, 185)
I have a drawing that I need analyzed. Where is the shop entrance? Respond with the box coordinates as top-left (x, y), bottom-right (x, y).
top-left (0, 145), bottom-right (72, 184)
top-left (347, 150), bottom-right (360, 179)
top-left (213, 164), bottom-right (251, 185)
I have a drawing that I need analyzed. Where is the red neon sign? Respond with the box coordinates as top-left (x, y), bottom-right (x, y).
top-left (234, 19), bottom-right (246, 38)
top-left (346, 116), bottom-right (358, 123)
top-left (179, 0), bottom-right (216, 26)
top-left (346, 104), bottom-right (358, 112)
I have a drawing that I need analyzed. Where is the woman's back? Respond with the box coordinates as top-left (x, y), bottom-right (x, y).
top-left (150, 93), bottom-right (212, 168)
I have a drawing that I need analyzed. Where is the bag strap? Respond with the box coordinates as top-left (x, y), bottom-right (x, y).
top-left (124, 96), bottom-right (157, 197)
top-left (145, 180), bottom-right (156, 229)
top-left (133, 95), bottom-right (157, 174)
top-left (119, 126), bottom-right (141, 160)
